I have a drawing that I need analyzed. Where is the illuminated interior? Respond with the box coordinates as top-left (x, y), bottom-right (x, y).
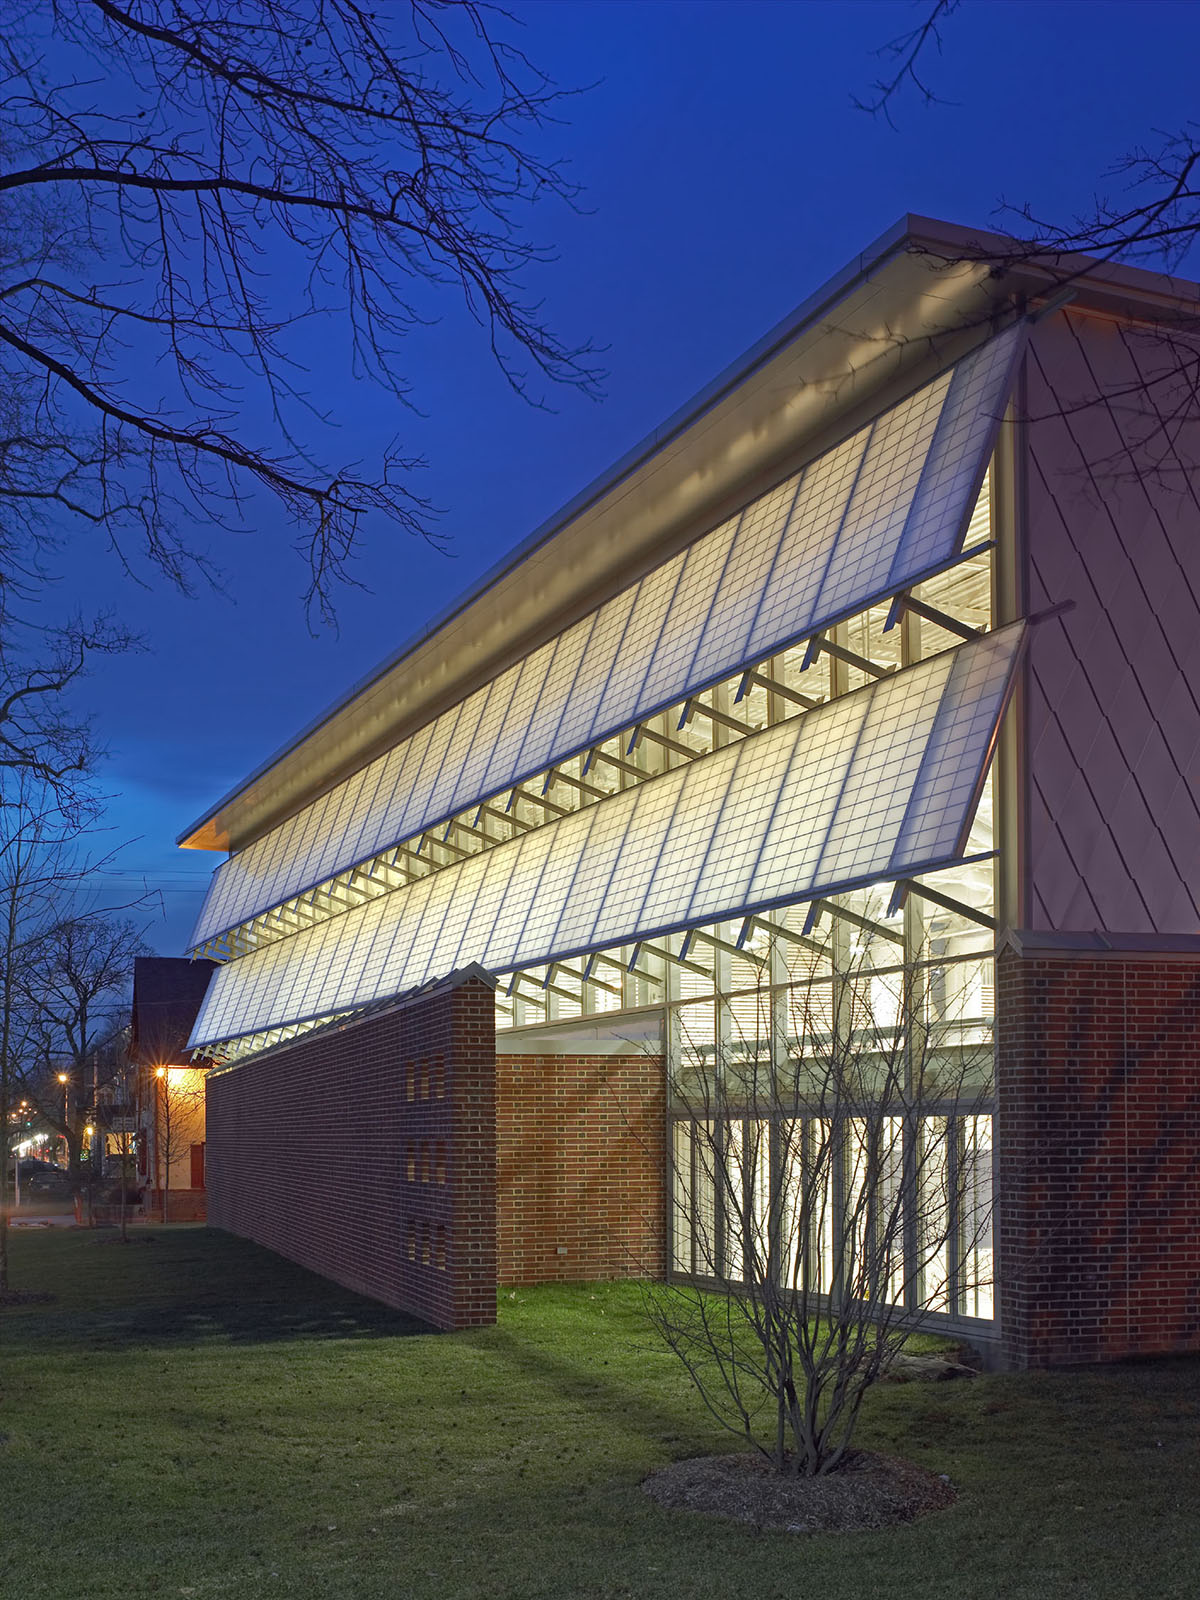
top-left (186, 327), bottom-right (1019, 1330)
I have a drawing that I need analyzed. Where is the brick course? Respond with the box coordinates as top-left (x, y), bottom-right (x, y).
top-left (205, 974), bottom-right (497, 1329)
top-left (497, 1051), bottom-right (665, 1284)
top-left (996, 950), bottom-right (1200, 1366)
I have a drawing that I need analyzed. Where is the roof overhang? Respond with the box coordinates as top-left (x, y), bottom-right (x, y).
top-left (178, 213), bottom-right (1200, 854)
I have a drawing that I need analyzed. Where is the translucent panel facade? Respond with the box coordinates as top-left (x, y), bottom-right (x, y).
top-left (190, 327), bottom-right (1022, 949)
top-left (189, 625), bottom-right (1021, 1054)
top-left (187, 318), bottom-right (1019, 1333)
top-left (191, 519), bottom-right (999, 973)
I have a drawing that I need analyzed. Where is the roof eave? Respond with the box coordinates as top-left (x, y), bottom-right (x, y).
top-left (178, 214), bottom-right (1200, 854)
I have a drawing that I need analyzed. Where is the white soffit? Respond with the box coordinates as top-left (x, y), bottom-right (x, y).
top-left (189, 325), bottom-right (1024, 950)
top-left (189, 623), bottom-right (1024, 1051)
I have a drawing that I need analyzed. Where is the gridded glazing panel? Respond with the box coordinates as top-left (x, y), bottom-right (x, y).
top-left (190, 326), bottom-right (1024, 950)
top-left (189, 624), bottom-right (1024, 1050)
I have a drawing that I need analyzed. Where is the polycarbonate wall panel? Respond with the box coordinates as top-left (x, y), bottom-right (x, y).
top-left (190, 325), bottom-right (1024, 950)
top-left (189, 624), bottom-right (1024, 1050)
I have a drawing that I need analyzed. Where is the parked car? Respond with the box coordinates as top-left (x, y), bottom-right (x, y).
top-left (5, 1158), bottom-right (57, 1188)
top-left (24, 1165), bottom-right (73, 1198)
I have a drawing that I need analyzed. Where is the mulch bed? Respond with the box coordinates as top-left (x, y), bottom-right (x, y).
top-left (642, 1448), bottom-right (956, 1534)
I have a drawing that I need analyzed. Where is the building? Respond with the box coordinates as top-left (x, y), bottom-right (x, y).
top-left (81, 1023), bottom-right (136, 1174)
top-left (129, 957), bottom-right (218, 1220)
top-left (178, 215), bottom-right (1200, 1366)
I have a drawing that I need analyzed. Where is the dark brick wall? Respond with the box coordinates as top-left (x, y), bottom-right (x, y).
top-left (996, 950), bottom-right (1200, 1367)
top-left (497, 1051), bottom-right (665, 1284)
top-left (205, 975), bottom-right (497, 1330)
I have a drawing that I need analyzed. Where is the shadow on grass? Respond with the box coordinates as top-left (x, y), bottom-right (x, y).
top-left (21, 1298), bottom-right (435, 1349)
top-left (479, 1325), bottom-right (700, 1454)
top-left (1, 1225), bottom-right (434, 1349)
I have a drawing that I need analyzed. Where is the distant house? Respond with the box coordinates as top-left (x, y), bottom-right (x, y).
top-left (84, 1023), bottom-right (136, 1170)
top-left (129, 957), bottom-right (218, 1220)
top-left (173, 216), bottom-right (1200, 1365)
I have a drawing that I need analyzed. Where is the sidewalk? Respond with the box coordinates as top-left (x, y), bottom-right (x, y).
top-left (6, 1201), bottom-right (76, 1229)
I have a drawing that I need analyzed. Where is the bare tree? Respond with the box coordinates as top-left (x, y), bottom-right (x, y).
top-left (859, 2), bottom-right (1200, 279)
top-left (649, 922), bottom-right (993, 1478)
top-left (150, 1060), bottom-right (206, 1224)
top-left (17, 911), bottom-right (151, 1196)
top-left (856, 4), bottom-right (1200, 498)
top-left (81, 1016), bottom-right (138, 1238)
top-left (0, 613), bottom-right (136, 817)
top-left (0, 2), bottom-right (601, 624)
top-left (0, 774), bottom-right (102, 1287)
top-left (852, 0), bottom-right (960, 124)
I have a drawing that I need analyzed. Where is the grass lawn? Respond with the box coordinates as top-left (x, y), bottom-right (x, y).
top-left (1, 1228), bottom-right (1197, 1600)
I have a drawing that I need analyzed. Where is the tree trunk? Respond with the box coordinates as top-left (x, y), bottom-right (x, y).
top-left (67, 1135), bottom-right (82, 1191)
top-left (159, 1079), bottom-right (170, 1225)
top-left (118, 1138), bottom-right (129, 1243)
top-left (0, 1130), bottom-right (9, 1293)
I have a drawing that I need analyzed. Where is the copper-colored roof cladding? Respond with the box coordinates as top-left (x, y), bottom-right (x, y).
top-left (177, 215), bottom-right (1200, 858)
top-left (129, 957), bottom-right (219, 1066)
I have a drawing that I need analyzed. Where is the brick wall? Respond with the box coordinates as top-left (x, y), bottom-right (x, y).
top-left (497, 1051), bottom-right (665, 1284)
top-left (205, 974), bottom-right (497, 1330)
top-left (996, 950), bottom-right (1200, 1367)
top-left (145, 1187), bottom-right (207, 1223)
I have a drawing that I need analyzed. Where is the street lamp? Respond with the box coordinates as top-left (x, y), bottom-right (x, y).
top-left (153, 1067), bottom-right (167, 1221)
top-left (56, 1072), bottom-right (69, 1162)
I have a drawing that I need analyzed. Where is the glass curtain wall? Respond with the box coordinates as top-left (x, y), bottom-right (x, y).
top-left (496, 499), bottom-right (999, 1326)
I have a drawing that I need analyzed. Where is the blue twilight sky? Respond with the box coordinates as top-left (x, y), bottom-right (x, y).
top-left (59, 0), bottom-right (1200, 952)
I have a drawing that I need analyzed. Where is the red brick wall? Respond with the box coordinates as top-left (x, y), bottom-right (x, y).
top-left (996, 950), bottom-right (1200, 1367)
top-left (205, 975), bottom-right (497, 1330)
top-left (497, 1051), bottom-right (665, 1284)
top-left (145, 1187), bottom-right (207, 1223)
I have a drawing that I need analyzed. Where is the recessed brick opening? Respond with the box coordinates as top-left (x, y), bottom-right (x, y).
top-left (497, 1050), bottom-right (665, 1285)
top-left (205, 978), bottom-right (666, 1328)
